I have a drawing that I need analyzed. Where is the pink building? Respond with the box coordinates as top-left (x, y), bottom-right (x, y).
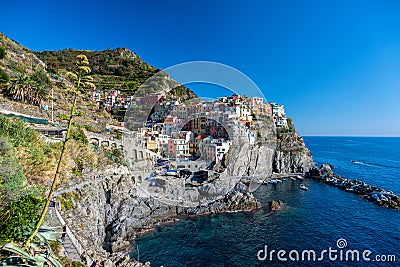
top-left (137, 93), bottom-right (166, 105)
top-left (167, 139), bottom-right (189, 158)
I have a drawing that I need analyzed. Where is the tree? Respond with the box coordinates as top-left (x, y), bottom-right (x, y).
top-left (4, 73), bottom-right (48, 106)
top-left (24, 54), bottom-right (95, 248)
top-left (0, 46), bottom-right (6, 60)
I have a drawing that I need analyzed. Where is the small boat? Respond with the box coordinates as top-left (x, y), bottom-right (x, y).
top-left (268, 180), bottom-right (278, 184)
top-left (380, 195), bottom-right (389, 202)
top-left (296, 175), bottom-right (305, 180)
top-left (166, 169), bottom-right (179, 177)
top-left (282, 178), bottom-right (288, 181)
top-left (290, 177), bottom-right (297, 181)
top-left (300, 184), bottom-right (308, 190)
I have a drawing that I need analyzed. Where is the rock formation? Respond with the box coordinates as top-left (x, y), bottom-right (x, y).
top-left (59, 118), bottom-right (315, 265)
top-left (307, 164), bottom-right (400, 209)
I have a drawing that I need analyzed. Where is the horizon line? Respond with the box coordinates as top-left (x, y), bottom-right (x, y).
top-left (302, 135), bottom-right (400, 138)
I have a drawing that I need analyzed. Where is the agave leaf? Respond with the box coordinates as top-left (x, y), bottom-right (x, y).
top-left (34, 233), bottom-right (47, 245)
top-left (32, 256), bottom-right (46, 267)
top-left (29, 243), bottom-right (41, 252)
top-left (1, 264), bottom-right (33, 267)
top-left (38, 226), bottom-right (61, 232)
top-left (36, 231), bottom-right (61, 242)
top-left (1, 243), bottom-right (30, 257)
top-left (42, 254), bottom-right (63, 267)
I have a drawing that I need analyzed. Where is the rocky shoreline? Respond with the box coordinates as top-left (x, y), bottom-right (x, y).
top-left (307, 164), bottom-right (400, 209)
top-left (129, 182), bottom-right (261, 241)
top-left (59, 128), bottom-right (314, 266)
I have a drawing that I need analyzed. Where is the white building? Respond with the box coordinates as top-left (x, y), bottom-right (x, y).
top-left (270, 103), bottom-right (288, 128)
top-left (249, 97), bottom-right (264, 107)
top-left (271, 103), bottom-right (286, 117)
top-left (201, 137), bottom-right (231, 163)
top-left (156, 134), bottom-right (170, 152)
top-left (275, 117), bottom-right (288, 128)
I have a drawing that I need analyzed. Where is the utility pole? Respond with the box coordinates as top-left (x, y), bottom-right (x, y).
top-left (51, 87), bottom-right (54, 123)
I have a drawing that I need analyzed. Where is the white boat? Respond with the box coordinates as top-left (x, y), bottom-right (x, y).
top-left (268, 179), bottom-right (278, 184)
top-left (166, 169), bottom-right (179, 177)
top-left (300, 184), bottom-right (308, 190)
top-left (290, 177), bottom-right (297, 181)
top-left (296, 175), bottom-right (305, 180)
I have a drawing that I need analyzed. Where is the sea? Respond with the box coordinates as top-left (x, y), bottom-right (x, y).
top-left (130, 137), bottom-right (400, 266)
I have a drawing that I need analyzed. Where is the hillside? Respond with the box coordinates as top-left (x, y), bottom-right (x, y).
top-left (35, 48), bottom-right (196, 101)
top-left (0, 32), bottom-right (196, 130)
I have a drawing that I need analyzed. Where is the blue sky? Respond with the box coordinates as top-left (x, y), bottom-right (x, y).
top-left (2, 0), bottom-right (400, 136)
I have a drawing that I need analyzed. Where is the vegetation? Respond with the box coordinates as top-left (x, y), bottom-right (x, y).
top-left (35, 48), bottom-right (196, 100)
top-left (0, 117), bottom-right (61, 265)
top-left (106, 148), bottom-right (126, 165)
top-left (0, 46), bottom-right (5, 59)
top-left (35, 48), bottom-right (158, 95)
top-left (25, 54), bottom-right (95, 248)
top-left (4, 71), bottom-right (49, 106)
top-left (58, 191), bottom-right (80, 211)
top-left (0, 195), bottom-right (45, 242)
top-left (0, 227), bottom-right (63, 267)
top-left (0, 114), bottom-right (59, 183)
top-left (0, 68), bottom-right (8, 83)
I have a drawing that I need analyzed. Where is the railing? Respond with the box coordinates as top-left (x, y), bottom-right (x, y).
top-left (53, 202), bottom-right (94, 267)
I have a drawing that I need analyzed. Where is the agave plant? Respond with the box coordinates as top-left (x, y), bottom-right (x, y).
top-left (25, 54), bottom-right (95, 249)
top-left (0, 226), bottom-right (63, 267)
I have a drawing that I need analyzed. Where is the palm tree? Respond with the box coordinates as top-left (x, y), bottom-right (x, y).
top-left (5, 73), bottom-right (48, 106)
top-left (6, 74), bottom-right (30, 102)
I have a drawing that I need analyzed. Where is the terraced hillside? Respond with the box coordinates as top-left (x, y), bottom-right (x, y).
top-left (0, 32), bottom-right (196, 131)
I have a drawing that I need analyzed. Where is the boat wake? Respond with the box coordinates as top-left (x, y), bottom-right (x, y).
top-left (351, 160), bottom-right (399, 169)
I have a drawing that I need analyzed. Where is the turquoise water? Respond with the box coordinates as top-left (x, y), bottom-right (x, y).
top-left (131, 137), bottom-right (400, 266)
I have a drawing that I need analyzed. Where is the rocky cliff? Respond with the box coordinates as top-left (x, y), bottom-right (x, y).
top-left (224, 118), bottom-right (314, 177)
top-left (61, 172), bottom-right (259, 261)
top-left (273, 130), bottom-right (315, 173)
top-left (61, 118), bottom-right (314, 265)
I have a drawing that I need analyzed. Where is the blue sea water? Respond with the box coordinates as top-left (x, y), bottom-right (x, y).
top-left (131, 137), bottom-right (400, 266)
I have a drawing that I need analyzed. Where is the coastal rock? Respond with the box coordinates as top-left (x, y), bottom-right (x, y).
top-left (268, 200), bottom-right (282, 211)
top-left (273, 132), bottom-right (315, 174)
top-left (319, 164), bottom-right (334, 177)
top-left (61, 174), bottom-right (259, 259)
top-left (311, 164), bottom-right (400, 209)
top-left (225, 124), bottom-right (315, 178)
top-left (96, 253), bottom-right (150, 267)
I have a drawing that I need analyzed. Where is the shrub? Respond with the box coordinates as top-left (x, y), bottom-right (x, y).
top-left (0, 194), bottom-right (45, 243)
top-left (70, 124), bottom-right (88, 144)
top-left (0, 46), bottom-right (5, 59)
top-left (0, 68), bottom-right (8, 83)
top-left (106, 148), bottom-right (126, 165)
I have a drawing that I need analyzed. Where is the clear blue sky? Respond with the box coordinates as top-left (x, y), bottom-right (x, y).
top-left (2, 0), bottom-right (400, 136)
